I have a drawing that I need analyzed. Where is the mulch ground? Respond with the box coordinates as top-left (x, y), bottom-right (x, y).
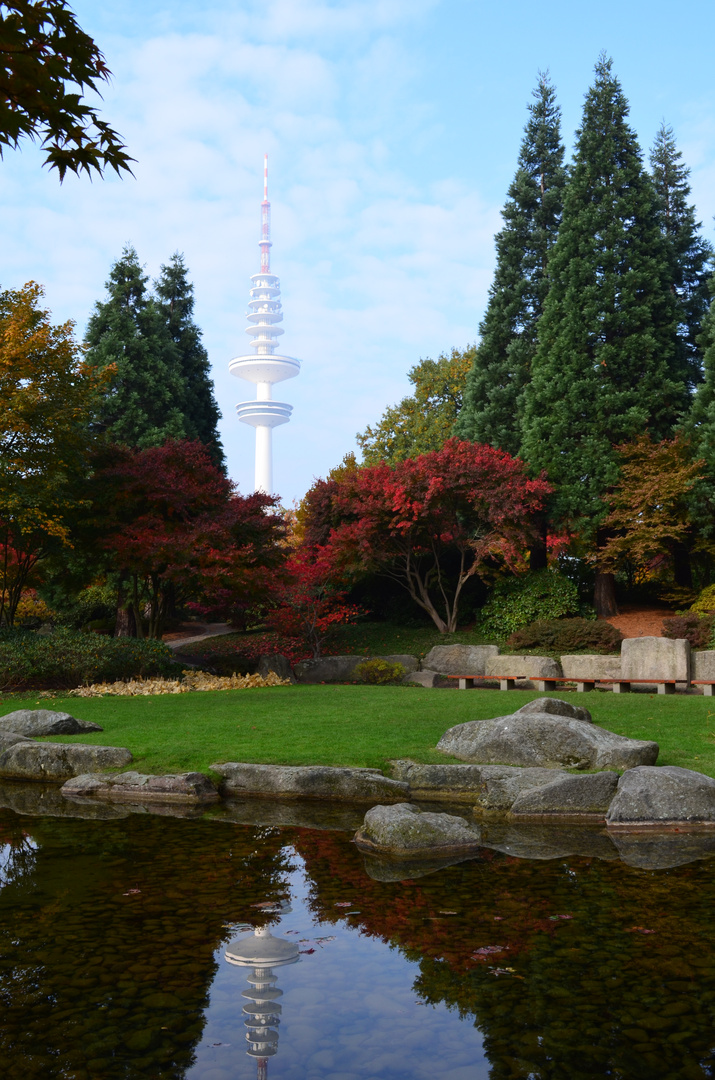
top-left (604, 605), bottom-right (674, 639)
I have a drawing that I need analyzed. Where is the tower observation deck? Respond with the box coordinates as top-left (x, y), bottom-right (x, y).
top-left (229, 155), bottom-right (301, 494)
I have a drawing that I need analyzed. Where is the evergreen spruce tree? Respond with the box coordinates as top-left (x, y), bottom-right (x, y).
top-left (455, 73), bottom-right (566, 457)
top-left (154, 253), bottom-right (225, 470)
top-left (521, 56), bottom-right (687, 613)
top-left (85, 246), bottom-right (189, 448)
top-left (690, 278), bottom-right (715, 469)
top-left (650, 122), bottom-right (714, 388)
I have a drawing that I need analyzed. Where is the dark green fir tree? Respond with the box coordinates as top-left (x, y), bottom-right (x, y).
top-left (690, 277), bottom-right (715, 468)
top-left (455, 72), bottom-right (566, 457)
top-left (650, 122), bottom-right (714, 388)
top-left (85, 246), bottom-right (189, 448)
top-left (155, 253), bottom-right (225, 470)
top-left (521, 55), bottom-right (687, 613)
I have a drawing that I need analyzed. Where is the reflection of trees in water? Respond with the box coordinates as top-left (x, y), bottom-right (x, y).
top-left (0, 813), bottom-right (295, 1079)
top-left (294, 829), bottom-right (715, 1079)
top-left (0, 822), bottom-right (38, 889)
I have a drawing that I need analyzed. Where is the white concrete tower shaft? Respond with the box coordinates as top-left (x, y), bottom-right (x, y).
top-left (229, 156), bottom-right (301, 494)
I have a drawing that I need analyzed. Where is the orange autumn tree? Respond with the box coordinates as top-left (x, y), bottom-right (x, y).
top-left (0, 282), bottom-right (104, 625)
top-left (593, 434), bottom-right (705, 591)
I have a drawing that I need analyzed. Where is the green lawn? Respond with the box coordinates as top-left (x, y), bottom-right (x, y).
top-left (2, 685), bottom-right (715, 778)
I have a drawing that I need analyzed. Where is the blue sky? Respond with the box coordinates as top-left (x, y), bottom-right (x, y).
top-left (1, 0), bottom-right (714, 502)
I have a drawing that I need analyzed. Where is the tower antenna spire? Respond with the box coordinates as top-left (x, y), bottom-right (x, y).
top-left (229, 158), bottom-right (301, 494)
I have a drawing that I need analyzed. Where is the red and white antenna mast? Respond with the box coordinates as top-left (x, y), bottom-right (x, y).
top-left (260, 153), bottom-right (271, 274)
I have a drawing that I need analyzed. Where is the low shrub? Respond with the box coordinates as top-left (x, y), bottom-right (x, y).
top-left (477, 570), bottom-right (583, 639)
top-left (506, 617), bottom-right (623, 654)
top-left (690, 585), bottom-right (715, 615)
top-left (663, 613), bottom-right (715, 649)
top-left (352, 658), bottom-right (406, 685)
top-left (0, 628), bottom-right (179, 691)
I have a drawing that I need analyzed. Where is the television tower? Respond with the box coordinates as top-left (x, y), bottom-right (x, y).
top-left (230, 156), bottom-right (301, 493)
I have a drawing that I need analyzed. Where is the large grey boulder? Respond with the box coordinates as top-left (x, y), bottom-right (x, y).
top-left (0, 742), bottom-right (132, 782)
top-left (390, 760), bottom-right (567, 808)
top-left (560, 655), bottom-right (622, 681)
top-left (620, 636), bottom-right (690, 683)
top-left (211, 762), bottom-right (409, 803)
top-left (62, 770), bottom-right (218, 803)
top-left (606, 765), bottom-right (715, 826)
top-left (479, 822), bottom-right (619, 861)
top-left (0, 732), bottom-right (34, 752)
top-left (402, 669), bottom-right (441, 688)
top-left (485, 654), bottom-right (562, 684)
top-left (354, 802), bottom-right (482, 855)
top-left (257, 653), bottom-right (296, 683)
top-left (293, 654), bottom-right (418, 683)
top-left (514, 697), bottom-right (592, 723)
top-left (421, 644), bottom-right (499, 676)
top-left (0, 709), bottom-right (102, 736)
top-left (437, 712), bottom-right (658, 770)
top-left (692, 651), bottom-right (715, 681)
top-left (510, 772), bottom-right (619, 817)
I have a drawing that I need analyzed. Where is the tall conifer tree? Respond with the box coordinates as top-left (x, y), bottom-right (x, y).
top-left (689, 279), bottom-right (715, 469)
top-left (521, 56), bottom-right (687, 613)
top-left (155, 254), bottom-right (225, 470)
top-left (650, 122), bottom-right (714, 387)
top-left (85, 246), bottom-right (188, 448)
top-left (455, 73), bottom-right (566, 456)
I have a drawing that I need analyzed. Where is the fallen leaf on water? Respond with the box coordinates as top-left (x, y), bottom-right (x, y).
top-left (627, 927), bottom-right (655, 934)
top-left (439, 910), bottom-right (458, 915)
top-left (548, 914), bottom-right (574, 921)
top-left (471, 945), bottom-right (507, 960)
top-left (335, 901), bottom-right (353, 907)
top-left (252, 901), bottom-right (280, 909)
top-left (300, 948), bottom-right (316, 955)
top-left (123, 889), bottom-right (141, 896)
top-left (493, 916), bottom-right (504, 921)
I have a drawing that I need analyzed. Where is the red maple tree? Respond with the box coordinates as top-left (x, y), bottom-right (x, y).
top-left (313, 439), bottom-right (551, 633)
top-left (93, 440), bottom-right (286, 637)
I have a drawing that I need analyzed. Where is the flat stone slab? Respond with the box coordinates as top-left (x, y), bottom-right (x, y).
top-left (0, 709), bottom-right (102, 736)
top-left (422, 644), bottom-right (499, 676)
top-left (510, 772), bottom-right (620, 818)
top-left (390, 760), bottom-right (567, 807)
top-left (0, 742), bottom-right (132, 782)
top-left (354, 802), bottom-right (482, 856)
top-left (560, 655), bottom-right (621, 681)
top-left (437, 712), bottom-right (658, 771)
top-left (62, 771), bottom-right (219, 804)
top-left (211, 762), bottom-right (410, 803)
top-left (606, 765), bottom-right (715, 827)
top-left (621, 636), bottom-right (690, 683)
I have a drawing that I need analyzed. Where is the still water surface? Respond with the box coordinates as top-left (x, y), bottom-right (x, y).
top-left (0, 800), bottom-right (714, 1079)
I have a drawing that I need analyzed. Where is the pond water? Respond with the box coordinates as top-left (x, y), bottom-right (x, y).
top-left (1, 793), bottom-right (715, 1080)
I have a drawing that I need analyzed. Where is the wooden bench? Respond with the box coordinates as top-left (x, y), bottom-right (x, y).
top-left (447, 675), bottom-right (688, 694)
top-left (692, 680), bottom-right (715, 696)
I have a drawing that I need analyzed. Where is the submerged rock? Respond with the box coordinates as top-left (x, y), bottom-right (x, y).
top-left (607, 765), bottom-right (715, 826)
top-left (354, 802), bottom-right (482, 855)
top-left (0, 709), bottom-right (102, 736)
top-left (437, 711), bottom-right (658, 771)
top-left (0, 779), bottom-right (129, 820)
top-left (212, 797), bottom-right (365, 832)
top-left (361, 850), bottom-right (480, 882)
top-left (609, 830), bottom-right (715, 870)
top-left (212, 762), bottom-right (409, 803)
top-left (0, 742), bottom-right (132, 782)
top-left (62, 771), bottom-right (218, 803)
top-left (510, 771), bottom-right (620, 818)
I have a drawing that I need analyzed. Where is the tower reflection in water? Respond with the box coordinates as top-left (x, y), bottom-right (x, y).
top-left (224, 903), bottom-right (299, 1079)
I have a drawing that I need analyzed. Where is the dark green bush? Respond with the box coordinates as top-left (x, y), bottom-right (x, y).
top-left (0, 628), bottom-right (179, 691)
top-left (477, 570), bottom-right (583, 639)
top-left (506, 617), bottom-right (623, 654)
top-left (352, 658), bottom-right (406, 685)
top-left (662, 613), bottom-right (715, 649)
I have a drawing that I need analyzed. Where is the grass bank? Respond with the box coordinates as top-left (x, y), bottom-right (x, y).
top-left (1, 685), bottom-right (715, 778)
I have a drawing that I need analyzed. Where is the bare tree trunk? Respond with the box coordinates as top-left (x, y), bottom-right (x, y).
top-left (114, 576), bottom-right (137, 637)
top-left (594, 572), bottom-right (618, 617)
top-left (528, 512), bottom-right (548, 571)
